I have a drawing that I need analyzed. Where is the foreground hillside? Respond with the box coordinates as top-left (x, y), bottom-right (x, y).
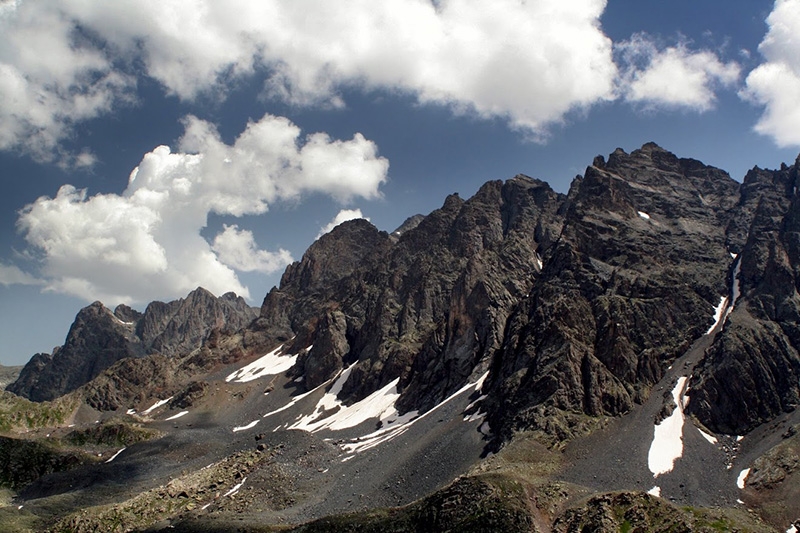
top-left (2, 144), bottom-right (799, 532)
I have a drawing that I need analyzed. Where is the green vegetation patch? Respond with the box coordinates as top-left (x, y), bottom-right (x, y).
top-left (0, 391), bottom-right (76, 432)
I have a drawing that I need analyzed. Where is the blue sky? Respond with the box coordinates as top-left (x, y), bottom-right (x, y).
top-left (1, 0), bottom-right (799, 366)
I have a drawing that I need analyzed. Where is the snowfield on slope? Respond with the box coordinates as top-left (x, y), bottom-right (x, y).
top-left (648, 376), bottom-right (688, 476)
top-left (226, 344), bottom-right (308, 383)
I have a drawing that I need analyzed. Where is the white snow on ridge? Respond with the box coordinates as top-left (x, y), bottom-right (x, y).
top-left (706, 296), bottom-right (729, 334)
top-left (647, 486), bottom-right (661, 497)
top-left (787, 523), bottom-right (798, 533)
top-left (165, 411), bottom-right (188, 421)
top-left (638, 211), bottom-right (651, 220)
top-left (262, 380), bottom-right (332, 421)
top-left (340, 371), bottom-right (490, 456)
top-left (233, 420), bottom-right (259, 432)
top-left (142, 397), bottom-right (173, 415)
top-left (223, 477), bottom-right (247, 497)
top-left (473, 370), bottom-right (489, 393)
top-left (698, 428), bottom-right (718, 444)
top-left (648, 376), bottom-right (688, 477)
top-left (226, 344), bottom-right (301, 383)
top-left (105, 447), bottom-right (126, 463)
top-left (737, 468), bottom-right (750, 489)
top-left (291, 375), bottom-right (402, 432)
top-left (706, 256), bottom-right (742, 334)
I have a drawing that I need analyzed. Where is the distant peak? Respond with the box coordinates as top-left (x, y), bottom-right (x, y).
top-left (442, 193), bottom-right (464, 211)
top-left (640, 141), bottom-right (665, 151)
top-left (187, 286), bottom-right (216, 299)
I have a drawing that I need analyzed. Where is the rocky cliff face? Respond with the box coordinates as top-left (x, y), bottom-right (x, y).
top-left (483, 143), bottom-right (741, 441)
top-left (7, 288), bottom-right (257, 402)
top-left (249, 175), bottom-right (564, 413)
top-left (687, 157), bottom-right (800, 434)
top-left (246, 142), bottom-right (800, 444)
top-left (9, 143), bottom-right (800, 447)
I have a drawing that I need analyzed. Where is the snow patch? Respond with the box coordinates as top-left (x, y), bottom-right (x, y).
top-left (737, 468), bottom-right (750, 489)
top-left (126, 409), bottom-right (136, 415)
top-left (165, 411), bottom-right (188, 421)
top-left (226, 344), bottom-right (300, 383)
top-left (291, 375), bottom-right (402, 432)
top-left (706, 256), bottom-right (742, 334)
top-left (706, 296), bottom-right (729, 334)
top-left (647, 486), bottom-right (661, 497)
top-left (638, 211), bottom-right (650, 220)
top-left (534, 252), bottom-right (543, 270)
top-left (233, 420), bottom-right (259, 432)
top-left (787, 523), bottom-right (798, 533)
top-left (698, 428), bottom-right (718, 444)
top-left (223, 477), bottom-right (246, 497)
top-left (648, 376), bottom-right (688, 477)
top-left (736, 435), bottom-right (744, 442)
top-left (262, 380), bottom-right (331, 421)
top-left (105, 447), bottom-right (126, 463)
top-left (474, 371), bottom-right (489, 393)
top-left (142, 397), bottom-right (173, 415)
top-left (341, 371), bottom-right (489, 455)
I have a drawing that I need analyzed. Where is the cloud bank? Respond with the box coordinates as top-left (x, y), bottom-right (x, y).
top-left (1, 0), bottom-right (768, 156)
top-left (742, 0), bottom-right (800, 146)
top-left (618, 34), bottom-right (740, 111)
top-left (0, 262), bottom-right (42, 287)
top-left (16, 114), bottom-right (388, 304)
top-left (2, 0), bottom-right (618, 157)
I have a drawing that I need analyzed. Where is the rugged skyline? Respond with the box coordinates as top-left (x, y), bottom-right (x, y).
top-left (3, 143), bottom-right (798, 531)
top-left (2, 0), bottom-right (800, 365)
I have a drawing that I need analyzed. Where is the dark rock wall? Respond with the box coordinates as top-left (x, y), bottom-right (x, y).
top-left (484, 144), bottom-right (739, 440)
top-left (688, 157), bottom-right (800, 434)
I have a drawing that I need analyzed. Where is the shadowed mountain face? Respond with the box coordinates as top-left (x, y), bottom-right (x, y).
top-left (687, 158), bottom-right (800, 434)
top-left (6, 289), bottom-right (257, 402)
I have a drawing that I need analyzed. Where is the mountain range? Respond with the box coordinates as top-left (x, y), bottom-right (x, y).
top-left (1, 143), bottom-right (799, 532)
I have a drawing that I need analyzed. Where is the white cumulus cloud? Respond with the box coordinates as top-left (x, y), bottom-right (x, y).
top-left (0, 0), bottom-right (618, 153)
top-left (0, 0), bottom-right (134, 164)
top-left (618, 34), bottom-right (740, 111)
top-left (212, 225), bottom-right (293, 274)
top-left (0, 262), bottom-right (41, 286)
top-left (741, 0), bottom-right (800, 147)
top-left (317, 209), bottom-right (369, 239)
top-left (0, 1), bottom-right (760, 160)
top-left (16, 114), bottom-right (388, 304)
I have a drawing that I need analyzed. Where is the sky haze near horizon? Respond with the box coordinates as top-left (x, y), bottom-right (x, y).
top-left (1, 0), bottom-right (799, 366)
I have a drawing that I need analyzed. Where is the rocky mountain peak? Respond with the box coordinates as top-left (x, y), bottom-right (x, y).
top-left (7, 288), bottom-right (257, 402)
